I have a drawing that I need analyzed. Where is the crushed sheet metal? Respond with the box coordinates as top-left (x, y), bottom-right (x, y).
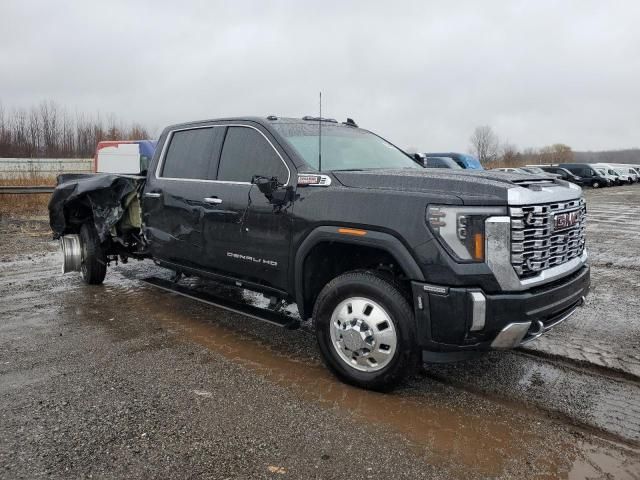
top-left (48, 173), bottom-right (145, 241)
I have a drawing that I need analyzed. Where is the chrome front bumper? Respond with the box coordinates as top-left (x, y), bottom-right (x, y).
top-left (491, 295), bottom-right (586, 349)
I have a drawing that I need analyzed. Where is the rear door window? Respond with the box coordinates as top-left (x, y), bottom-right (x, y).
top-left (161, 127), bottom-right (224, 180)
top-left (217, 127), bottom-right (289, 183)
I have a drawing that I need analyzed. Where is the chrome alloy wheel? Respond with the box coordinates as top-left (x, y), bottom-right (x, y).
top-left (329, 297), bottom-right (398, 372)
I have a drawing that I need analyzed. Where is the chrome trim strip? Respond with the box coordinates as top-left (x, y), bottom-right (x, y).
top-left (485, 216), bottom-right (518, 289)
top-left (491, 321), bottom-right (531, 349)
top-left (154, 124), bottom-right (292, 186)
top-left (469, 292), bottom-right (486, 331)
top-left (422, 284), bottom-right (449, 295)
top-left (507, 183), bottom-right (582, 206)
top-left (519, 297), bottom-right (584, 345)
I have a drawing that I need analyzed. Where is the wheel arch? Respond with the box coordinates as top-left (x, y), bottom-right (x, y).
top-left (294, 226), bottom-right (424, 320)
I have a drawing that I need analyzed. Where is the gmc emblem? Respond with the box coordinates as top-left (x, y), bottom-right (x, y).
top-left (553, 210), bottom-right (580, 231)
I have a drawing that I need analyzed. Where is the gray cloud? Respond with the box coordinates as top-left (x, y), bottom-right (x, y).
top-left (1, 0), bottom-right (639, 151)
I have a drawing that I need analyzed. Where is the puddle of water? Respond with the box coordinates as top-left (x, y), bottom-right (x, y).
top-left (53, 270), bottom-right (640, 479)
top-left (568, 443), bottom-right (640, 480)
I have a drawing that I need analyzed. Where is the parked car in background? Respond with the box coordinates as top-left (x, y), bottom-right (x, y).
top-left (423, 153), bottom-right (483, 170)
top-left (422, 156), bottom-right (463, 169)
top-left (539, 166), bottom-right (586, 186)
top-left (593, 167), bottom-right (616, 186)
top-left (601, 164), bottom-right (639, 183)
top-left (617, 166), bottom-right (639, 182)
top-left (608, 169), bottom-right (625, 185)
top-left (94, 140), bottom-right (157, 174)
top-left (615, 168), bottom-right (634, 184)
top-left (595, 164), bottom-right (633, 185)
top-left (557, 163), bottom-right (610, 188)
top-left (521, 166), bottom-right (562, 179)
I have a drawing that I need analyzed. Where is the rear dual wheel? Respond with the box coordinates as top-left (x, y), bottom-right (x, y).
top-left (313, 271), bottom-right (418, 391)
top-left (80, 223), bottom-right (107, 285)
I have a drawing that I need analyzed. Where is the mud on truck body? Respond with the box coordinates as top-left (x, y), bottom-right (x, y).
top-left (49, 116), bottom-right (590, 391)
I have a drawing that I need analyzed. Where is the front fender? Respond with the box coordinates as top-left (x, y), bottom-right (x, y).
top-left (293, 226), bottom-right (425, 319)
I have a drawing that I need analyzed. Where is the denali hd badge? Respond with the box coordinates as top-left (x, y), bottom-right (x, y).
top-left (227, 252), bottom-right (277, 267)
top-left (553, 210), bottom-right (580, 231)
top-left (297, 174), bottom-right (332, 186)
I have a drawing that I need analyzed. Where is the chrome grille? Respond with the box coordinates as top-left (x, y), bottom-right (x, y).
top-left (510, 198), bottom-right (586, 278)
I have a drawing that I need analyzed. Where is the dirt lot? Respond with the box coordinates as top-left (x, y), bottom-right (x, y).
top-left (1, 186), bottom-right (640, 479)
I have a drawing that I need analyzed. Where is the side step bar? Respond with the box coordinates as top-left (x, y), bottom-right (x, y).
top-left (141, 276), bottom-right (300, 329)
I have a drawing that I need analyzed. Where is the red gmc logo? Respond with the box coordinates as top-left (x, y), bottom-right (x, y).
top-left (553, 211), bottom-right (580, 231)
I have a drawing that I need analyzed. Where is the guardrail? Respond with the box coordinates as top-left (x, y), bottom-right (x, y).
top-left (0, 158), bottom-right (93, 179)
top-left (0, 186), bottom-right (55, 194)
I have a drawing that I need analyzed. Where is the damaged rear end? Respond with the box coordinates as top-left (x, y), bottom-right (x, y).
top-left (49, 173), bottom-right (149, 276)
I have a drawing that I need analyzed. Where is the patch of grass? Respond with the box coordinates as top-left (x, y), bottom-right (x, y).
top-left (0, 171), bottom-right (57, 218)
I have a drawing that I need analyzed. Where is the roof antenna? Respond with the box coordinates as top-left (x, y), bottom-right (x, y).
top-left (318, 91), bottom-right (322, 172)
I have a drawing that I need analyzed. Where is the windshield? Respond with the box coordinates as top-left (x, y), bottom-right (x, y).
top-left (273, 123), bottom-right (421, 171)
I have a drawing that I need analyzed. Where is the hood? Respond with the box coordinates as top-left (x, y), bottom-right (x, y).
top-left (332, 168), bottom-right (556, 205)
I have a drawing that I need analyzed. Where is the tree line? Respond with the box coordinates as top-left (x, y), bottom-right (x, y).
top-left (0, 100), bottom-right (150, 158)
top-left (469, 125), bottom-right (574, 167)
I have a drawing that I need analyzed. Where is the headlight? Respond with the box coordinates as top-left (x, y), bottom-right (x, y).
top-left (427, 205), bottom-right (506, 262)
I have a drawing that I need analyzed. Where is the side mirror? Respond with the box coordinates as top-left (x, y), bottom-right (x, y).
top-left (252, 175), bottom-right (279, 198)
top-left (252, 175), bottom-right (293, 207)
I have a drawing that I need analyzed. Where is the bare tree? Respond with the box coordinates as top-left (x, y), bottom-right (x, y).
top-left (28, 107), bottom-right (41, 157)
top-left (499, 142), bottom-right (519, 167)
top-left (106, 114), bottom-right (121, 140)
top-left (538, 143), bottom-right (573, 165)
top-left (40, 100), bottom-right (60, 157)
top-left (469, 125), bottom-right (499, 165)
top-left (0, 102), bottom-right (9, 156)
top-left (0, 99), bottom-right (151, 158)
top-left (11, 108), bottom-right (28, 157)
top-left (60, 109), bottom-right (75, 157)
top-left (128, 123), bottom-right (150, 140)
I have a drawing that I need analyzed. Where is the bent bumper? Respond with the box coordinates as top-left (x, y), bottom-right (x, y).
top-left (411, 264), bottom-right (590, 354)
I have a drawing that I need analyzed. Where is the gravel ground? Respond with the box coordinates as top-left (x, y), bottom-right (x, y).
top-left (1, 187), bottom-right (640, 479)
top-left (521, 185), bottom-right (640, 379)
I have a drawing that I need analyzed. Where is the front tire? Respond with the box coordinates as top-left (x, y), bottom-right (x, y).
top-left (592, 180), bottom-right (601, 188)
top-left (313, 271), bottom-right (418, 391)
top-left (80, 223), bottom-right (107, 285)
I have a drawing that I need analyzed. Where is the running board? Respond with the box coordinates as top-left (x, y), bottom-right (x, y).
top-left (141, 276), bottom-right (300, 329)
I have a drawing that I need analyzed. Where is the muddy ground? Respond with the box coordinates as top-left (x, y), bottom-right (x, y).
top-left (1, 186), bottom-right (640, 479)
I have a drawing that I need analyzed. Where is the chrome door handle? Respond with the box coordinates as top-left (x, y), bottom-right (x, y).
top-left (145, 192), bottom-right (161, 198)
top-left (204, 197), bottom-right (222, 205)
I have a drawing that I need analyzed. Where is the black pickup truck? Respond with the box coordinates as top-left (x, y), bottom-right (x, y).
top-left (49, 116), bottom-right (590, 390)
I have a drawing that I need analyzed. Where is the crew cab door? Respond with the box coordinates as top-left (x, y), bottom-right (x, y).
top-left (202, 124), bottom-right (293, 291)
top-left (142, 126), bottom-right (226, 269)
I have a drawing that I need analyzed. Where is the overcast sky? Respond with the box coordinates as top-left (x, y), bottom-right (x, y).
top-left (1, 0), bottom-right (639, 152)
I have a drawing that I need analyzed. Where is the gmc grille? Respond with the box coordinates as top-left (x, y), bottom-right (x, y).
top-left (509, 198), bottom-right (586, 278)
